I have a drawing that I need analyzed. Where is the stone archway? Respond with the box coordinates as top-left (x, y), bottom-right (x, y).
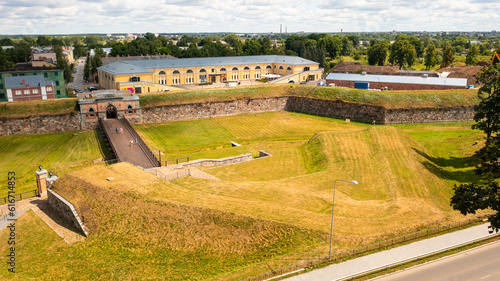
top-left (106, 105), bottom-right (117, 119)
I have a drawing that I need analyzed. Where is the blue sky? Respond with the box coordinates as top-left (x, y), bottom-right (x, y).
top-left (0, 0), bottom-right (499, 35)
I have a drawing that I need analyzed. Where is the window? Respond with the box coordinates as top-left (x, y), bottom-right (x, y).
top-left (89, 107), bottom-right (95, 117)
top-left (211, 68), bottom-right (215, 73)
top-left (55, 72), bottom-right (58, 76)
top-left (55, 81), bottom-right (59, 86)
top-left (24, 90), bottom-right (30, 95)
top-left (266, 65), bottom-right (272, 69)
top-left (232, 67), bottom-right (238, 71)
top-left (130, 76), bottom-right (140, 82)
top-left (220, 67), bottom-right (227, 72)
top-left (287, 66), bottom-right (292, 71)
top-left (279, 66), bottom-right (283, 69)
top-left (15, 90), bottom-right (21, 96)
top-left (255, 66), bottom-right (261, 70)
top-left (244, 66), bottom-right (250, 70)
top-left (158, 70), bottom-right (166, 75)
top-left (32, 89), bottom-right (39, 94)
top-left (44, 73), bottom-right (48, 78)
top-left (172, 70), bottom-right (180, 74)
top-left (303, 66), bottom-right (310, 71)
top-left (186, 69), bottom-right (194, 74)
top-left (127, 104), bottom-right (134, 114)
top-left (199, 68), bottom-right (207, 73)
top-left (46, 86), bottom-right (52, 92)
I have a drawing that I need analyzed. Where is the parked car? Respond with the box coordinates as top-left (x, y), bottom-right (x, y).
top-left (300, 81), bottom-right (307, 84)
top-left (88, 87), bottom-right (98, 92)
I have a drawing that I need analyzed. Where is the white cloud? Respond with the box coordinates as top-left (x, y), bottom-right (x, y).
top-left (0, 0), bottom-right (498, 34)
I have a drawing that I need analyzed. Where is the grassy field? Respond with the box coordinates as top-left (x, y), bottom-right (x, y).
top-left (0, 111), bottom-right (488, 280)
top-left (0, 130), bottom-right (111, 197)
top-left (0, 171), bottom-right (324, 280)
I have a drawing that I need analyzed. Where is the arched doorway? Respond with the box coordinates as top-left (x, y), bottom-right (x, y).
top-left (106, 105), bottom-right (117, 119)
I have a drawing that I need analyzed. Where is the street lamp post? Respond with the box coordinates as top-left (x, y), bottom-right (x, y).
top-left (329, 179), bottom-right (358, 259)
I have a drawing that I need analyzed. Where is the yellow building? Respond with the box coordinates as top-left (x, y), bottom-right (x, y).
top-left (97, 55), bottom-right (321, 93)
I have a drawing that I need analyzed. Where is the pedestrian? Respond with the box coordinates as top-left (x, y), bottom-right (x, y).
top-left (115, 127), bottom-right (118, 134)
top-left (134, 138), bottom-right (138, 145)
top-left (129, 140), bottom-right (133, 146)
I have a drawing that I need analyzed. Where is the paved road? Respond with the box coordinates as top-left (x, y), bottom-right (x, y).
top-left (102, 119), bottom-right (157, 168)
top-left (284, 223), bottom-right (498, 281)
top-left (67, 56), bottom-right (98, 91)
top-left (371, 240), bottom-right (500, 281)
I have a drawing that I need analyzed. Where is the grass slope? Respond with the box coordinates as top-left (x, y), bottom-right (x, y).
top-left (0, 130), bottom-right (110, 197)
top-left (3, 169), bottom-right (324, 280)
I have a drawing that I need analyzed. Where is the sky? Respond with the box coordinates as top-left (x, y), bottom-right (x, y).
top-left (0, 0), bottom-right (499, 35)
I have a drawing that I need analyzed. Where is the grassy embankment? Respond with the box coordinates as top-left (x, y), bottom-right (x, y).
top-left (0, 130), bottom-right (110, 197)
top-left (0, 111), bottom-right (487, 280)
top-left (0, 85), bottom-right (479, 120)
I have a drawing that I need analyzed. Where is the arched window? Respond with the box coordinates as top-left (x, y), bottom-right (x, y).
top-left (129, 76), bottom-right (140, 82)
top-left (88, 107), bottom-right (95, 117)
top-left (220, 67), bottom-right (227, 72)
top-left (186, 69), bottom-right (194, 73)
top-left (279, 66), bottom-right (284, 69)
top-left (232, 67), bottom-right (239, 71)
top-left (199, 68), bottom-right (207, 73)
top-left (172, 70), bottom-right (180, 74)
top-left (127, 104), bottom-right (134, 114)
top-left (303, 66), bottom-right (310, 71)
top-left (255, 66), bottom-right (261, 70)
top-left (266, 65), bottom-right (272, 69)
top-left (244, 66), bottom-right (250, 70)
top-left (158, 70), bottom-right (166, 75)
top-left (286, 66), bottom-right (292, 71)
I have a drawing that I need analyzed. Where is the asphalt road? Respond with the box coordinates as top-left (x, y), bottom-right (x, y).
top-left (371, 240), bottom-right (500, 281)
top-left (68, 56), bottom-right (98, 91)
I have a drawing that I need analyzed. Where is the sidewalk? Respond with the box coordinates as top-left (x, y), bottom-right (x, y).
top-left (284, 223), bottom-right (497, 281)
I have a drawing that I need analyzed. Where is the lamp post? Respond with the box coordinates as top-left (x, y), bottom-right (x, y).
top-left (329, 179), bottom-right (358, 259)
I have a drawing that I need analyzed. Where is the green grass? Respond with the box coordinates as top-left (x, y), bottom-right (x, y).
top-left (0, 173), bottom-right (324, 280)
top-left (0, 98), bottom-right (78, 119)
top-left (0, 129), bottom-right (111, 197)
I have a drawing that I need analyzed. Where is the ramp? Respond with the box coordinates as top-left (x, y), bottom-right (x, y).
top-left (99, 118), bottom-right (160, 168)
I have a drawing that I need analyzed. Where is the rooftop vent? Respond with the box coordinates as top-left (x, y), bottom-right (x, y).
top-left (422, 74), bottom-right (428, 78)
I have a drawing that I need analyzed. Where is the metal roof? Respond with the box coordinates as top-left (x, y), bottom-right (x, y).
top-left (98, 55), bottom-right (318, 75)
top-left (4, 75), bottom-right (53, 89)
top-left (325, 73), bottom-right (467, 87)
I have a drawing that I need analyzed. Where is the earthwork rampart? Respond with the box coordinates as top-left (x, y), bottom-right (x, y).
top-left (0, 96), bottom-right (475, 136)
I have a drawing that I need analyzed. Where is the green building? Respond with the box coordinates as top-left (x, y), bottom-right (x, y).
top-left (0, 64), bottom-right (66, 102)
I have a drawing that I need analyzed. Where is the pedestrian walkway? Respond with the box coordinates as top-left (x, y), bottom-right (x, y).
top-left (284, 223), bottom-right (498, 281)
top-left (101, 118), bottom-right (158, 168)
top-left (0, 196), bottom-right (85, 244)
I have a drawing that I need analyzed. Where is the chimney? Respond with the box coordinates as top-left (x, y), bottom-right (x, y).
top-left (22, 79), bottom-right (25, 85)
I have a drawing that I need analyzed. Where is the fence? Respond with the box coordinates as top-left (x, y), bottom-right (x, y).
top-left (241, 213), bottom-right (495, 281)
top-left (0, 190), bottom-right (39, 205)
top-left (121, 118), bottom-right (161, 167)
top-left (163, 156), bottom-right (190, 166)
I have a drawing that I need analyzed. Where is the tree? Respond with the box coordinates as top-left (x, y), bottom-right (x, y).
top-left (389, 40), bottom-right (416, 69)
top-left (441, 45), bottom-right (454, 68)
top-left (0, 47), bottom-right (14, 69)
top-left (451, 64), bottom-right (500, 232)
top-left (367, 43), bottom-right (388, 66)
top-left (424, 44), bottom-right (438, 70)
top-left (465, 45), bottom-right (479, 66)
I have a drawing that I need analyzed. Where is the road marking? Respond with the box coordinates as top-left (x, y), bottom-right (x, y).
top-left (481, 275), bottom-right (491, 279)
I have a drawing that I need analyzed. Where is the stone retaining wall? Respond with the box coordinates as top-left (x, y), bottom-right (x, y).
top-left (142, 97), bottom-right (288, 123)
top-left (181, 153), bottom-right (253, 168)
top-left (0, 96), bottom-right (476, 136)
top-left (0, 114), bottom-right (81, 136)
top-left (47, 189), bottom-right (89, 237)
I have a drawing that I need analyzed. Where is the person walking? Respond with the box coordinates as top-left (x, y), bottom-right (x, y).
top-left (115, 127), bottom-right (118, 134)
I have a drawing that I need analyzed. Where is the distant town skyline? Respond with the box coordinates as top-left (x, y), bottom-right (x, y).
top-left (0, 0), bottom-right (499, 35)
